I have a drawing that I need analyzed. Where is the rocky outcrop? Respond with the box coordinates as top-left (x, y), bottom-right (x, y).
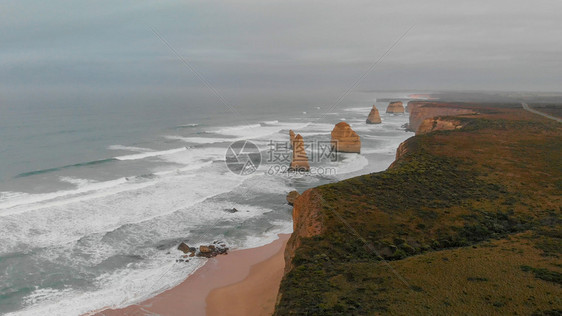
top-left (286, 190), bottom-right (300, 205)
top-left (289, 130), bottom-right (296, 148)
top-left (289, 134), bottom-right (310, 171)
top-left (177, 241), bottom-right (228, 260)
top-left (366, 105), bottom-right (382, 124)
top-left (284, 189), bottom-right (324, 273)
top-left (197, 241), bottom-right (229, 258)
top-left (331, 122), bottom-right (361, 153)
top-left (386, 101), bottom-right (405, 113)
top-left (177, 242), bottom-right (195, 255)
top-left (409, 102), bottom-right (475, 133)
top-left (417, 118), bottom-right (463, 134)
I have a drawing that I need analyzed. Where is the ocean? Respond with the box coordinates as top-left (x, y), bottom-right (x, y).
top-left (0, 92), bottom-right (414, 315)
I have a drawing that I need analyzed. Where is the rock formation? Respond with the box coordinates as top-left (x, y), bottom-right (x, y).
top-left (177, 241), bottom-right (228, 259)
top-left (331, 122), bottom-right (361, 153)
top-left (417, 118), bottom-right (463, 134)
top-left (366, 105), bottom-right (382, 124)
top-left (408, 102), bottom-right (475, 133)
top-left (289, 134), bottom-right (310, 171)
top-left (386, 101), bottom-right (405, 113)
top-left (286, 190), bottom-right (300, 205)
top-left (289, 130), bottom-right (296, 148)
top-left (177, 242), bottom-right (192, 254)
top-left (197, 241), bottom-right (229, 258)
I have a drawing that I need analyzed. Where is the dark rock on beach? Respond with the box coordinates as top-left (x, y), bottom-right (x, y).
top-left (177, 242), bottom-right (191, 254)
top-left (177, 241), bottom-right (229, 259)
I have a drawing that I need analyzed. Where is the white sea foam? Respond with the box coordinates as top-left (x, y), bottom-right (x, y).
top-left (114, 147), bottom-right (187, 161)
top-left (11, 256), bottom-right (207, 316)
top-left (210, 122), bottom-right (310, 140)
top-left (59, 176), bottom-right (91, 187)
top-left (108, 145), bottom-right (154, 152)
top-left (0, 172), bottom-right (246, 255)
top-left (342, 107), bottom-right (371, 113)
top-left (158, 146), bottom-right (226, 166)
top-left (164, 135), bottom-right (234, 144)
top-left (0, 178), bottom-right (130, 215)
top-left (2, 107), bottom-right (414, 316)
top-left (334, 154), bottom-right (369, 175)
top-left (6, 189), bottom-right (292, 316)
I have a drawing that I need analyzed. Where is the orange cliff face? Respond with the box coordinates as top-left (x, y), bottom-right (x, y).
top-left (366, 105), bottom-right (382, 124)
top-left (406, 100), bottom-right (426, 113)
top-left (289, 134), bottom-right (310, 171)
top-left (408, 102), bottom-right (476, 133)
top-left (417, 117), bottom-right (463, 134)
top-left (284, 189), bottom-right (323, 273)
top-left (386, 101), bottom-right (405, 113)
top-left (331, 122), bottom-right (361, 153)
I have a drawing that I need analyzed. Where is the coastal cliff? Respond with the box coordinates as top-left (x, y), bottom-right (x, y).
top-left (283, 189), bottom-right (324, 273)
top-left (275, 102), bottom-right (562, 315)
top-left (417, 117), bottom-right (463, 134)
top-left (408, 101), bottom-right (475, 133)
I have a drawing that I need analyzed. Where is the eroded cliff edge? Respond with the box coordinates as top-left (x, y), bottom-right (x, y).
top-left (408, 101), bottom-right (476, 133)
top-left (283, 189), bottom-right (324, 273)
top-left (275, 102), bottom-right (562, 315)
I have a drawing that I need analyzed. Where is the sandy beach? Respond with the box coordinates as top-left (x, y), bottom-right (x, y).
top-left (95, 234), bottom-right (290, 316)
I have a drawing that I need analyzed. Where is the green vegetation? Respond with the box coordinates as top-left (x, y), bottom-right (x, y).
top-left (275, 104), bottom-right (562, 315)
top-left (521, 265), bottom-right (562, 285)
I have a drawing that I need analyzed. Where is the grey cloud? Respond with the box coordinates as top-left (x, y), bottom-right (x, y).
top-left (1, 0), bottom-right (561, 102)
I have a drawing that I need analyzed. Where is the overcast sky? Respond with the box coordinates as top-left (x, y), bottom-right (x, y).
top-left (1, 0), bottom-right (561, 107)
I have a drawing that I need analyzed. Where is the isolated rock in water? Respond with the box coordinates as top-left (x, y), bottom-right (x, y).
top-left (177, 242), bottom-right (191, 254)
top-left (289, 130), bottom-right (296, 148)
top-left (366, 105), bottom-right (382, 124)
top-left (286, 190), bottom-right (301, 205)
top-left (386, 101), bottom-right (405, 113)
top-left (290, 134), bottom-right (310, 171)
top-left (225, 208), bottom-right (238, 213)
top-left (331, 122), bottom-right (361, 153)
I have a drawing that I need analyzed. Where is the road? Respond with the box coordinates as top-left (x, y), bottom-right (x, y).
top-left (521, 102), bottom-right (562, 123)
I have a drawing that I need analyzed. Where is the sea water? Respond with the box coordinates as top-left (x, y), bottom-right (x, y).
top-left (0, 92), bottom-right (414, 315)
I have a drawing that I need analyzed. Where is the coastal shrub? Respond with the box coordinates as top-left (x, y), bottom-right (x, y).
top-left (520, 265), bottom-right (562, 285)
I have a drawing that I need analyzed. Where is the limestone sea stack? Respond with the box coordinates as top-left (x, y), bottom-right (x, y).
top-left (289, 130), bottom-right (296, 148)
top-left (331, 122), bottom-right (361, 153)
top-left (386, 101), bottom-right (405, 113)
top-left (366, 105), bottom-right (382, 124)
top-left (290, 134), bottom-right (310, 171)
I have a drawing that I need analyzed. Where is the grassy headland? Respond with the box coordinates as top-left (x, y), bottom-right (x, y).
top-left (275, 103), bottom-right (561, 315)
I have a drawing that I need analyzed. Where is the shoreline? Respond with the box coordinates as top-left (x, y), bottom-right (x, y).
top-left (95, 233), bottom-right (290, 316)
